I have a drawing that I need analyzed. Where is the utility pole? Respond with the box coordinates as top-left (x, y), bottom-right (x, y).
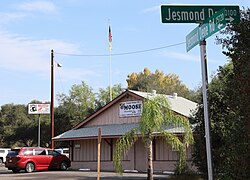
top-left (51, 49), bottom-right (54, 149)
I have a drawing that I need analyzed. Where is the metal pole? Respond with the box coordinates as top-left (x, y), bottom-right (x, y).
top-left (38, 114), bottom-right (41, 147)
top-left (200, 40), bottom-right (213, 180)
top-left (109, 49), bottom-right (112, 101)
top-left (108, 22), bottom-right (112, 102)
top-left (51, 49), bottom-right (55, 149)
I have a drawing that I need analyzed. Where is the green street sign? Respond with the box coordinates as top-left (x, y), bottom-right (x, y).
top-left (186, 9), bottom-right (226, 52)
top-left (161, 5), bottom-right (240, 23)
top-left (186, 27), bottom-right (199, 52)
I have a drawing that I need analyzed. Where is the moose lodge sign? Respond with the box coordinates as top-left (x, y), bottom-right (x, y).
top-left (119, 101), bottom-right (142, 117)
top-left (28, 104), bottom-right (50, 114)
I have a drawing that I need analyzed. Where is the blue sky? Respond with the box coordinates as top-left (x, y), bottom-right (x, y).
top-left (0, 0), bottom-right (249, 106)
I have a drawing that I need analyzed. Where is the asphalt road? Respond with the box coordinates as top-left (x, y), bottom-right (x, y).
top-left (0, 164), bottom-right (169, 180)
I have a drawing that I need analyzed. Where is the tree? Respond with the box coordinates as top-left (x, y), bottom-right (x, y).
top-left (0, 101), bottom-right (51, 147)
top-left (56, 81), bottom-right (96, 127)
top-left (0, 104), bottom-right (33, 147)
top-left (113, 95), bottom-right (194, 179)
top-left (55, 82), bottom-right (123, 139)
top-left (127, 68), bottom-right (195, 99)
top-left (215, 8), bottom-right (250, 179)
top-left (192, 9), bottom-right (250, 179)
top-left (95, 84), bottom-right (123, 109)
top-left (191, 62), bottom-right (239, 178)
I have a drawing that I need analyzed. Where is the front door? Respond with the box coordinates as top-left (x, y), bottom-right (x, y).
top-left (134, 139), bottom-right (147, 171)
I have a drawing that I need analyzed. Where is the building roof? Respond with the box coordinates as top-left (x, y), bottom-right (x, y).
top-left (54, 123), bottom-right (138, 141)
top-left (129, 90), bottom-right (197, 117)
top-left (54, 90), bottom-right (197, 141)
top-left (73, 90), bottom-right (197, 129)
top-left (53, 123), bottom-right (185, 141)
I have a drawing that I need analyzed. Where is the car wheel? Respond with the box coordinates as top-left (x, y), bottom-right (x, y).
top-left (60, 161), bottom-right (68, 171)
top-left (12, 169), bottom-right (20, 173)
top-left (25, 162), bottom-right (35, 173)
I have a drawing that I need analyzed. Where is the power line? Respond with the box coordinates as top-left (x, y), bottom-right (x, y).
top-left (54, 42), bottom-right (186, 57)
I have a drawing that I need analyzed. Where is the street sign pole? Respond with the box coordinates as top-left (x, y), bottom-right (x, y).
top-left (161, 5), bottom-right (240, 180)
top-left (200, 40), bottom-right (213, 180)
top-left (38, 114), bottom-right (41, 147)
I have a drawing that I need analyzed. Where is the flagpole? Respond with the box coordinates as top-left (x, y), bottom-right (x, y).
top-left (108, 23), bottom-right (113, 101)
top-left (109, 46), bottom-right (112, 101)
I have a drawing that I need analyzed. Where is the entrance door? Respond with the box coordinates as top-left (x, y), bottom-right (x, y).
top-left (134, 139), bottom-right (147, 171)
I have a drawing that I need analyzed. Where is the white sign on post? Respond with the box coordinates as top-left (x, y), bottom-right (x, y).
top-left (28, 104), bottom-right (50, 114)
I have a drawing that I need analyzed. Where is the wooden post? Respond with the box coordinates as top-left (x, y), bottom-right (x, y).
top-left (97, 128), bottom-right (101, 180)
top-left (51, 49), bottom-right (54, 149)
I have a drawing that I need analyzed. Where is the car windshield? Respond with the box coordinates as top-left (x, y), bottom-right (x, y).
top-left (7, 149), bottom-right (20, 157)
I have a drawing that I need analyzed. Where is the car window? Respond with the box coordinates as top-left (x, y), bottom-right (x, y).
top-left (7, 150), bottom-right (20, 157)
top-left (35, 149), bottom-right (44, 155)
top-left (39, 150), bottom-right (47, 155)
top-left (0, 150), bottom-right (4, 153)
top-left (48, 150), bottom-right (60, 156)
top-left (23, 149), bottom-right (33, 155)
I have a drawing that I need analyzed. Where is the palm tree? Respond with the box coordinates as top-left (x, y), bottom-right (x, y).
top-left (113, 95), bottom-right (194, 180)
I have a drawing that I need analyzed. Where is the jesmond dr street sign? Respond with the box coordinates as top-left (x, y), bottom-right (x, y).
top-left (161, 5), bottom-right (240, 23)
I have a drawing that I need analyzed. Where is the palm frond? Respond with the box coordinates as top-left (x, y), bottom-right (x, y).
top-left (113, 94), bottom-right (194, 175)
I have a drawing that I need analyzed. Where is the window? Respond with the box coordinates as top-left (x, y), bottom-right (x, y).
top-left (35, 149), bottom-right (44, 155)
top-left (7, 150), bottom-right (20, 157)
top-left (48, 150), bottom-right (60, 156)
top-left (23, 150), bottom-right (33, 155)
top-left (39, 150), bottom-right (46, 155)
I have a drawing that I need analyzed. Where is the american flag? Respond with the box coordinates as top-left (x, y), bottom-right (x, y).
top-left (109, 26), bottom-right (112, 50)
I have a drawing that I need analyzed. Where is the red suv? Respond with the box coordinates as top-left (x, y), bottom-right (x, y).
top-left (5, 147), bottom-right (71, 173)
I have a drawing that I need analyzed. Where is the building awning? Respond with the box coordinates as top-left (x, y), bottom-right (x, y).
top-left (53, 123), bottom-right (185, 141)
top-left (53, 123), bottom-right (139, 141)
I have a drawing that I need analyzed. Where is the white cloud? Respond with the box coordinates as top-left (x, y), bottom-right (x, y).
top-left (0, 1), bottom-right (57, 26)
top-left (165, 51), bottom-right (200, 62)
top-left (162, 51), bottom-right (222, 64)
top-left (0, 31), bottom-right (96, 82)
top-left (0, 12), bottom-right (27, 24)
top-left (17, 1), bottom-right (57, 14)
top-left (142, 5), bottom-right (160, 14)
top-left (55, 67), bottom-right (100, 82)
